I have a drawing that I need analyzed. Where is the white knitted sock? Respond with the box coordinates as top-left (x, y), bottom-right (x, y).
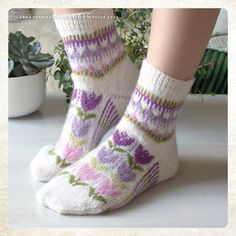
top-left (36, 60), bottom-right (194, 214)
top-left (31, 9), bottom-right (139, 182)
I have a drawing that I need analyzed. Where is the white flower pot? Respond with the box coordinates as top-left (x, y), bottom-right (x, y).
top-left (8, 70), bottom-right (46, 118)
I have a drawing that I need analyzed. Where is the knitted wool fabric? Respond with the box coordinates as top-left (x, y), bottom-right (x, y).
top-left (30, 9), bottom-right (139, 182)
top-left (36, 60), bottom-right (194, 214)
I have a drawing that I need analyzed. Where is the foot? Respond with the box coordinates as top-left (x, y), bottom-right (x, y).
top-left (30, 9), bottom-right (139, 182)
top-left (36, 60), bottom-right (194, 214)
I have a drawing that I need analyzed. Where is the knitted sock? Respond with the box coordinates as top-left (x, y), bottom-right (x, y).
top-left (31, 9), bottom-right (139, 182)
top-left (36, 60), bottom-right (194, 214)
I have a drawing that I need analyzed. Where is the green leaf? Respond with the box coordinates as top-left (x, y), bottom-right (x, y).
top-left (88, 186), bottom-right (95, 197)
top-left (56, 155), bottom-right (62, 165)
top-left (133, 165), bottom-right (144, 171)
top-left (69, 174), bottom-right (75, 184)
top-left (58, 171), bottom-right (69, 176)
top-left (77, 107), bottom-right (85, 119)
top-left (8, 31), bottom-right (54, 75)
top-left (31, 41), bottom-right (41, 55)
top-left (128, 154), bottom-right (134, 167)
top-left (54, 70), bottom-right (62, 80)
top-left (108, 140), bottom-right (113, 149)
top-left (30, 60), bottom-right (54, 69)
top-left (93, 194), bottom-right (107, 203)
top-left (113, 146), bottom-right (125, 153)
top-left (59, 160), bottom-right (70, 168)
top-left (84, 112), bottom-right (96, 120)
top-left (72, 181), bottom-right (87, 186)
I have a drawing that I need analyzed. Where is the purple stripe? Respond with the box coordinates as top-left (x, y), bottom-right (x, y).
top-left (99, 101), bottom-right (114, 128)
top-left (103, 106), bottom-right (116, 125)
top-left (93, 99), bottom-right (112, 144)
top-left (65, 39), bottom-right (123, 63)
top-left (132, 163), bottom-right (159, 196)
top-left (144, 168), bottom-right (159, 185)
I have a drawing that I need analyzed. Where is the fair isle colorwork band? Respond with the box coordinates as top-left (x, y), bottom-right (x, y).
top-left (124, 85), bottom-right (184, 142)
top-left (54, 10), bottom-right (125, 78)
top-left (125, 60), bottom-right (194, 142)
top-left (31, 9), bottom-right (139, 182)
top-left (36, 60), bottom-right (195, 215)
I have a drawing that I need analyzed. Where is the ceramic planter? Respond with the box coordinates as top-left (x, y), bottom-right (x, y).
top-left (8, 70), bottom-right (46, 118)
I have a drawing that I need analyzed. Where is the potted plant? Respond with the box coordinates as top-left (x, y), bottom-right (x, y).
top-left (50, 9), bottom-right (227, 103)
top-left (8, 31), bottom-right (54, 118)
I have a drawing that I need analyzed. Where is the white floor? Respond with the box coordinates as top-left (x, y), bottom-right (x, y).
top-left (8, 93), bottom-right (227, 228)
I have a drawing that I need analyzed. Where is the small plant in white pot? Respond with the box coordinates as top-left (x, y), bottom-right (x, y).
top-left (8, 31), bottom-right (54, 118)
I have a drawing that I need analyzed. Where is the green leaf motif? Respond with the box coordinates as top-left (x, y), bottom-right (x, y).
top-left (69, 174), bottom-right (75, 184)
top-left (91, 156), bottom-right (110, 172)
top-left (77, 107), bottom-right (97, 121)
top-left (59, 160), bottom-right (71, 168)
top-left (72, 181), bottom-right (88, 187)
top-left (93, 194), bottom-right (107, 204)
top-left (108, 140), bottom-right (125, 153)
top-left (84, 112), bottom-right (96, 120)
top-left (113, 146), bottom-right (125, 153)
top-left (68, 174), bottom-right (88, 187)
top-left (128, 154), bottom-right (134, 167)
top-left (69, 132), bottom-right (86, 147)
top-left (111, 173), bottom-right (128, 190)
top-left (58, 171), bottom-right (69, 176)
top-left (133, 165), bottom-right (144, 171)
top-left (56, 155), bottom-right (70, 168)
top-left (56, 155), bottom-right (61, 165)
top-left (89, 186), bottom-right (95, 197)
top-left (87, 186), bottom-right (107, 203)
top-left (108, 140), bottom-right (113, 149)
top-left (77, 107), bottom-right (85, 120)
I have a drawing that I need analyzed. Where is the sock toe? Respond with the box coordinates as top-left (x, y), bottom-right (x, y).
top-left (31, 145), bottom-right (62, 182)
top-left (36, 175), bottom-right (105, 215)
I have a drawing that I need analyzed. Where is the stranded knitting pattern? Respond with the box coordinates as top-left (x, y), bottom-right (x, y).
top-left (36, 60), bottom-right (194, 214)
top-left (30, 9), bottom-right (139, 182)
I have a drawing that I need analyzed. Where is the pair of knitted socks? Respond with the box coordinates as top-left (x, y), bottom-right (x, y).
top-left (31, 9), bottom-right (194, 215)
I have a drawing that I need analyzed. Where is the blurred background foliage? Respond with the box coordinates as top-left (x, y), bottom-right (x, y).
top-left (51, 8), bottom-right (227, 102)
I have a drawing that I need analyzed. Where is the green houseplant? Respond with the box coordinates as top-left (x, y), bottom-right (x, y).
top-left (50, 9), bottom-right (227, 102)
top-left (48, 41), bottom-right (73, 103)
top-left (8, 31), bottom-right (54, 118)
top-left (9, 31), bottom-right (54, 77)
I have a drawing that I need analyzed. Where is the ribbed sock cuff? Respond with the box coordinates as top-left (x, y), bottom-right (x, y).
top-left (54, 9), bottom-right (115, 38)
top-left (137, 59), bottom-right (195, 101)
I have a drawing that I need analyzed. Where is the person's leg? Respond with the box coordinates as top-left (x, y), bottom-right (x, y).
top-left (147, 9), bottom-right (220, 80)
top-left (31, 8), bottom-right (139, 182)
top-left (37, 9), bottom-right (219, 215)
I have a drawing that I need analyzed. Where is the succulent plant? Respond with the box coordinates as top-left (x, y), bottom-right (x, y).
top-left (8, 58), bottom-right (14, 75)
top-left (8, 31), bottom-right (54, 77)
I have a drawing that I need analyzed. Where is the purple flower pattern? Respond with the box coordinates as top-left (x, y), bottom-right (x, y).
top-left (71, 88), bottom-right (78, 101)
top-left (72, 117), bottom-right (90, 138)
top-left (118, 161), bottom-right (136, 182)
top-left (81, 91), bottom-right (102, 112)
top-left (94, 128), bottom-right (154, 185)
top-left (134, 144), bottom-right (154, 165)
top-left (98, 146), bottom-right (119, 164)
top-left (63, 25), bottom-right (125, 77)
top-left (113, 130), bottom-right (134, 146)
